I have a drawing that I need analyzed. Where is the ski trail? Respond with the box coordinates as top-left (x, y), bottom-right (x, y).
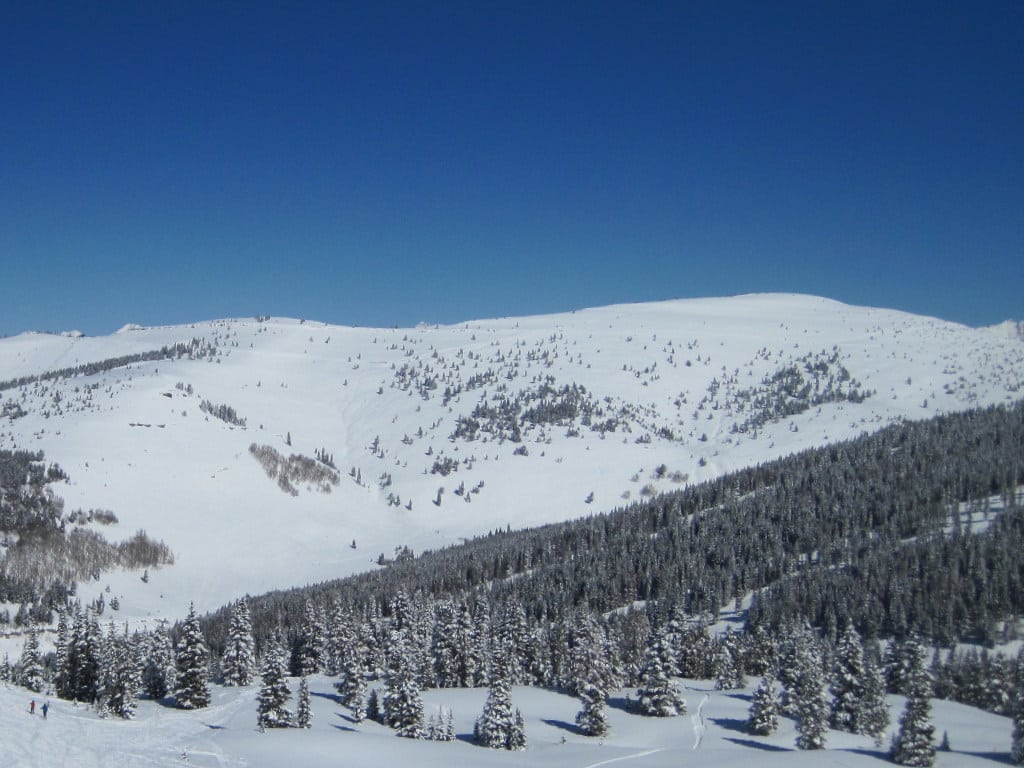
top-left (580, 748), bottom-right (665, 768)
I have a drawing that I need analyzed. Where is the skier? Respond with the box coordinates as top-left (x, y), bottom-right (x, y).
top-left (29, 699), bottom-right (35, 715)
top-left (42, 701), bottom-right (49, 719)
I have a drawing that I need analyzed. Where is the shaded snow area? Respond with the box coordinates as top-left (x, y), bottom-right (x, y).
top-left (0, 676), bottom-right (1013, 768)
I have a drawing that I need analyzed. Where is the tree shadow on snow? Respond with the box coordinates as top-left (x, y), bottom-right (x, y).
top-left (720, 691), bottom-right (753, 703)
top-left (311, 690), bottom-right (343, 705)
top-left (541, 718), bottom-right (586, 736)
top-left (330, 723), bottom-right (359, 733)
top-left (936, 751), bottom-right (1014, 766)
top-left (722, 737), bottom-right (792, 752)
top-left (334, 711), bottom-right (361, 725)
top-left (607, 695), bottom-right (636, 713)
top-left (710, 717), bottom-right (753, 734)
top-left (834, 747), bottom-right (896, 763)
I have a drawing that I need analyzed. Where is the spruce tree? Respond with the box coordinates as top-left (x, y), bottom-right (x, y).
top-left (296, 677), bottom-right (312, 728)
top-left (475, 650), bottom-right (519, 749)
top-left (257, 637), bottom-right (292, 729)
top-left (17, 623), bottom-right (45, 693)
top-left (175, 603), bottom-right (211, 710)
top-left (222, 600), bottom-right (256, 686)
top-left (830, 622), bottom-right (868, 733)
top-left (862, 652), bottom-right (891, 743)
top-left (891, 636), bottom-right (935, 767)
top-left (142, 622), bottom-right (176, 700)
top-left (747, 673), bottom-right (780, 735)
top-left (791, 625), bottom-right (829, 750)
top-left (383, 630), bottom-right (424, 738)
top-left (636, 627), bottom-right (686, 716)
top-left (53, 609), bottom-right (70, 698)
top-left (576, 680), bottom-right (610, 737)
top-left (336, 646), bottom-right (368, 721)
top-left (1011, 647), bottom-right (1024, 763)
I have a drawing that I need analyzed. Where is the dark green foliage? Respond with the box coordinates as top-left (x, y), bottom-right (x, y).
top-left (891, 637), bottom-right (935, 766)
top-left (175, 604), bottom-right (210, 710)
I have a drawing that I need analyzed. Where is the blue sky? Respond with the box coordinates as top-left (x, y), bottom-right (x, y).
top-left (1, 2), bottom-right (1021, 336)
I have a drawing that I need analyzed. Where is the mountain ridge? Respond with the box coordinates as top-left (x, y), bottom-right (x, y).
top-left (1, 293), bottom-right (1022, 632)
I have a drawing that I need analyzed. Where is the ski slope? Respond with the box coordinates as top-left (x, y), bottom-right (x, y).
top-left (0, 293), bottom-right (1022, 629)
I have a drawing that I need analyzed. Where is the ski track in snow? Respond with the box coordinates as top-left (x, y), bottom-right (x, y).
top-left (581, 748), bottom-right (665, 768)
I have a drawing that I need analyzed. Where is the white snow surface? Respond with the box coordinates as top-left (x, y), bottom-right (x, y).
top-left (0, 294), bottom-right (1021, 630)
top-left (0, 675), bottom-right (1013, 768)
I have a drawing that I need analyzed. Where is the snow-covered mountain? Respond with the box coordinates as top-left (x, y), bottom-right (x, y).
top-left (1, 293), bottom-right (1022, 626)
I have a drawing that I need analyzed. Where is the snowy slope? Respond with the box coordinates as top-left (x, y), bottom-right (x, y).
top-left (0, 674), bottom-right (1013, 768)
top-left (1, 294), bottom-right (1022, 627)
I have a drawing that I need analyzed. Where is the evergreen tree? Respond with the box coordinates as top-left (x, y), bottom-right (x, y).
top-left (891, 636), bottom-right (935, 767)
top-left (175, 603), bottom-right (211, 709)
top-left (336, 645), bottom-right (368, 721)
top-left (830, 622), bottom-right (868, 733)
top-left (17, 623), bottom-right (45, 693)
top-left (576, 680), bottom-right (610, 736)
top-left (862, 652), bottom-right (891, 743)
top-left (102, 623), bottom-right (140, 719)
top-left (257, 637), bottom-right (292, 729)
top-left (748, 673), bottom-right (780, 735)
top-left (142, 622), bottom-right (176, 700)
top-left (1011, 648), bottom-right (1024, 764)
top-left (292, 600), bottom-right (326, 677)
top-left (636, 626), bottom-right (686, 716)
top-left (53, 609), bottom-right (70, 698)
top-left (790, 625), bottom-right (829, 750)
top-left (295, 677), bottom-right (312, 728)
top-left (382, 630), bottom-right (424, 738)
top-left (222, 600), bottom-right (256, 686)
top-left (475, 650), bottom-right (521, 749)
top-left (713, 630), bottom-right (746, 690)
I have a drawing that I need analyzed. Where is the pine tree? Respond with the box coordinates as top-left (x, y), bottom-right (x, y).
top-left (292, 600), bottom-right (326, 677)
top-left (636, 627), bottom-right (686, 716)
top-left (576, 681), bottom-right (610, 737)
top-left (891, 636), bottom-right (935, 767)
top-left (175, 603), bottom-right (211, 710)
top-left (103, 623), bottom-right (140, 719)
top-left (713, 630), bottom-right (746, 690)
top-left (475, 650), bottom-right (520, 749)
top-left (336, 645), bottom-right (368, 721)
top-left (791, 626), bottom-right (829, 750)
top-left (862, 652), bottom-right (891, 743)
top-left (222, 600), bottom-right (256, 686)
top-left (17, 623), bottom-right (45, 693)
top-left (257, 637), bottom-right (292, 729)
top-left (295, 677), bottom-right (312, 728)
top-left (367, 687), bottom-right (381, 723)
top-left (53, 609), bottom-right (70, 698)
top-left (1011, 647), bottom-right (1024, 763)
top-left (748, 673), bottom-right (780, 735)
top-left (830, 622), bottom-right (868, 733)
top-left (383, 629), bottom-right (424, 738)
top-left (142, 622), bottom-right (176, 700)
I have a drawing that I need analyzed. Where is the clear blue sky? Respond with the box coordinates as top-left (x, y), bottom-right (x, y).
top-left (1, 1), bottom-right (1021, 336)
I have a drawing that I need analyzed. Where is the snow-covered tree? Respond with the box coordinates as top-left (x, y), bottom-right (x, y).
top-left (713, 630), bottom-right (746, 690)
top-left (222, 599), bottom-right (256, 686)
top-left (789, 625), bottom-right (828, 750)
top-left (295, 677), bottom-right (312, 728)
top-left (862, 651), bottom-right (891, 743)
top-left (53, 609), bottom-right (70, 697)
top-left (891, 636), bottom-right (935, 767)
top-left (292, 600), bottom-right (326, 677)
top-left (830, 622), bottom-right (867, 733)
top-left (382, 630), bottom-right (424, 738)
top-left (336, 644), bottom-right (368, 721)
top-left (257, 637), bottom-right (292, 729)
top-left (1012, 647), bottom-right (1024, 763)
top-left (142, 622), bottom-right (176, 700)
top-left (175, 603), bottom-right (210, 709)
top-left (747, 673), bottom-right (780, 735)
top-left (636, 626), bottom-right (686, 717)
top-left (17, 623), bottom-right (45, 693)
top-left (102, 622), bottom-right (140, 719)
top-left (475, 650), bottom-right (524, 749)
top-left (576, 680), bottom-right (610, 737)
